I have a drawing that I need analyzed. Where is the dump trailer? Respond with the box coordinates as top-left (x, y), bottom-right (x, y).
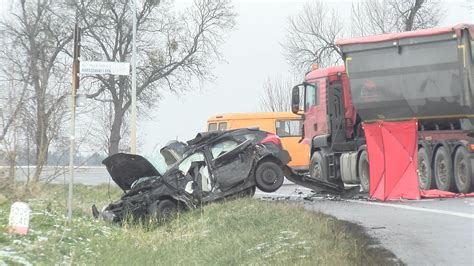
top-left (290, 24), bottom-right (474, 193)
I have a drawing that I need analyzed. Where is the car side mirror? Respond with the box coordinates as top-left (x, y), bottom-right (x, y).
top-left (291, 86), bottom-right (300, 114)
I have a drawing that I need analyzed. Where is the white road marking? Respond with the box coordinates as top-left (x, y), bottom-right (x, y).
top-left (255, 192), bottom-right (304, 198)
top-left (349, 200), bottom-right (474, 219)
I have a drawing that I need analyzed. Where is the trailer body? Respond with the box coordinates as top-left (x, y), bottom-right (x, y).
top-left (339, 24), bottom-right (474, 122)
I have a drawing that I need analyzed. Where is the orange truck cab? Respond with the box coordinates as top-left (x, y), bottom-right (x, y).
top-left (207, 112), bottom-right (309, 171)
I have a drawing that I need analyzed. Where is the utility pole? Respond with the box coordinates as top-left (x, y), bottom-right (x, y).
top-left (130, 0), bottom-right (138, 154)
top-left (67, 23), bottom-right (81, 223)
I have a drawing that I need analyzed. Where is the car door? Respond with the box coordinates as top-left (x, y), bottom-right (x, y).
top-left (209, 138), bottom-right (255, 191)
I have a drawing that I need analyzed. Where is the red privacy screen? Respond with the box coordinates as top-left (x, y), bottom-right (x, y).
top-left (364, 120), bottom-right (420, 201)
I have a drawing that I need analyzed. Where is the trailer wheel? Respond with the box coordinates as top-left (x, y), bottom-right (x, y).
top-left (418, 148), bottom-right (433, 190)
top-left (358, 151), bottom-right (370, 192)
top-left (454, 146), bottom-right (473, 193)
top-left (434, 146), bottom-right (455, 192)
top-left (310, 151), bottom-right (328, 181)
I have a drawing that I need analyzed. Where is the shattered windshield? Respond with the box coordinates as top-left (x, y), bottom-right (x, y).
top-left (146, 145), bottom-right (170, 175)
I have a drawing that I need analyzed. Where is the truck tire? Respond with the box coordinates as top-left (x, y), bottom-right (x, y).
top-left (454, 146), bottom-right (473, 193)
top-left (418, 148), bottom-right (433, 190)
top-left (310, 151), bottom-right (328, 181)
top-left (255, 161), bottom-right (284, 192)
top-left (434, 146), bottom-right (455, 192)
top-left (358, 151), bottom-right (370, 192)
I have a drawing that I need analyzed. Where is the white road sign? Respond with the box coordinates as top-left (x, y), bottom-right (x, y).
top-left (80, 61), bottom-right (130, 76)
top-left (8, 202), bottom-right (31, 235)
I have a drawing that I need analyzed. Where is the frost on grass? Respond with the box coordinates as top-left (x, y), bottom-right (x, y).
top-left (0, 249), bottom-right (32, 266)
top-left (246, 230), bottom-right (309, 259)
top-left (0, 198), bottom-right (113, 265)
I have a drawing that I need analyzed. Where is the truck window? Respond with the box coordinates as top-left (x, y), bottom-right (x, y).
top-left (208, 123), bottom-right (217, 131)
top-left (275, 120), bottom-right (303, 137)
top-left (218, 122), bottom-right (227, 131)
top-left (304, 83), bottom-right (319, 111)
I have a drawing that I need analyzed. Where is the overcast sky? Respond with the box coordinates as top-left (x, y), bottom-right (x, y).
top-left (0, 0), bottom-right (472, 156)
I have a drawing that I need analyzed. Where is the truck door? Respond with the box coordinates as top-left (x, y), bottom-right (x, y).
top-left (303, 79), bottom-right (328, 145)
top-left (327, 82), bottom-right (347, 145)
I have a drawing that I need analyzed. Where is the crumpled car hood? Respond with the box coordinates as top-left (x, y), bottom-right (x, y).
top-left (102, 153), bottom-right (161, 191)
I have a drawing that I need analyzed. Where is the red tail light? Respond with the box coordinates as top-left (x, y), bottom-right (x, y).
top-left (261, 133), bottom-right (281, 146)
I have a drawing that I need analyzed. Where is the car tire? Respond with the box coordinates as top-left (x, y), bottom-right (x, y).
top-left (434, 146), bottom-right (455, 192)
top-left (248, 186), bottom-right (256, 197)
top-left (148, 199), bottom-right (178, 222)
top-left (358, 150), bottom-right (370, 193)
top-left (454, 146), bottom-right (473, 193)
top-left (241, 186), bottom-right (256, 197)
top-left (418, 148), bottom-right (433, 190)
top-left (255, 161), bottom-right (284, 193)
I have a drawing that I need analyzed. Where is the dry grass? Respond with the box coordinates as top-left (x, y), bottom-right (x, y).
top-left (0, 184), bottom-right (400, 265)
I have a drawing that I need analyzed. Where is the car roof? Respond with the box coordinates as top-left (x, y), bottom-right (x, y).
top-left (187, 128), bottom-right (262, 147)
top-left (207, 112), bottom-right (300, 122)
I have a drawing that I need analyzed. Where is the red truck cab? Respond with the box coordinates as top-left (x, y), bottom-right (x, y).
top-left (300, 65), bottom-right (356, 148)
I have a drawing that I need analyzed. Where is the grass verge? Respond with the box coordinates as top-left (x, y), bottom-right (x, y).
top-left (0, 184), bottom-right (400, 265)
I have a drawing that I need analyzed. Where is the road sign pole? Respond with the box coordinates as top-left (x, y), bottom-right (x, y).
top-left (67, 23), bottom-right (81, 223)
top-left (130, 0), bottom-right (137, 154)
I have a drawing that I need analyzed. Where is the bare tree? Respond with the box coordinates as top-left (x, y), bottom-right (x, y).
top-left (74, 0), bottom-right (236, 155)
top-left (283, 0), bottom-right (344, 71)
top-left (284, 0), bottom-right (442, 72)
top-left (259, 76), bottom-right (297, 112)
top-left (463, 0), bottom-right (473, 11)
top-left (0, 0), bottom-right (74, 183)
top-left (0, 80), bottom-right (28, 143)
top-left (0, 78), bottom-right (29, 182)
top-left (351, 0), bottom-right (442, 37)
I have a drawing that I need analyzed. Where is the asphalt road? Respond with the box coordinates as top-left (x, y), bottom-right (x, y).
top-left (13, 167), bottom-right (474, 265)
top-left (256, 184), bottom-right (474, 266)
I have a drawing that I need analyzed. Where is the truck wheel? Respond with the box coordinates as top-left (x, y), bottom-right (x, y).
top-left (434, 146), bottom-right (455, 191)
top-left (358, 151), bottom-right (370, 192)
top-left (148, 199), bottom-right (178, 222)
top-left (255, 161), bottom-right (284, 192)
top-left (418, 148), bottom-right (433, 190)
top-left (310, 151), bottom-right (328, 181)
top-left (454, 146), bottom-right (473, 193)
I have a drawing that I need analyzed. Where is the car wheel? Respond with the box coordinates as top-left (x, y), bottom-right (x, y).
top-left (255, 161), bottom-right (284, 193)
top-left (358, 151), bottom-right (370, 193)
top-left (454, 146), bottom-right (473, 193)
top-left (434, 146), bottom-right (455, 192)
top-left (248, 186), bottom-right (256, 197)
top-left (418, 148), bottom-right (433, 190)
top-left (148, 199), bottom-right (178, 222)
top-left (240, 186), bottom-right (256, 197)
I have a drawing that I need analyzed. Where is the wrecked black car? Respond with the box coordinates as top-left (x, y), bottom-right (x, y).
top-left (94, 128), bottom-right (291, 223)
